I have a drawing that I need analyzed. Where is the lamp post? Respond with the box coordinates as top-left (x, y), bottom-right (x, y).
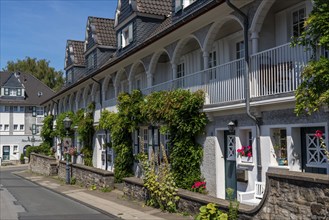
top-left (227, 120), bottom-right (237, 134)
top-left (63, 115), bottom-right (72, 184)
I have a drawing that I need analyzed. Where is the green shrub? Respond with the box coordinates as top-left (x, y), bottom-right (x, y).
top-left (195, 203), bottom-right (228, 220)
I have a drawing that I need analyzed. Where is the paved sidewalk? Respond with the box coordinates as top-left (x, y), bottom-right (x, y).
top-left (14, 170), bottom-right (193, 220)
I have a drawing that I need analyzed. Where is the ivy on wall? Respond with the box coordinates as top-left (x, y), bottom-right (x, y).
top-left (40, 114), bottom-right (54, 146)
top-left (98, 89), bottom-right (207, 188)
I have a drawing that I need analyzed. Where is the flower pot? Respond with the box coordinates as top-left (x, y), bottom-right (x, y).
top-left (241, 156), bottom-right (252, 163)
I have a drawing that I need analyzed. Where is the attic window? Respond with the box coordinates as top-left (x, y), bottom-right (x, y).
top-left (118, 23), bottom-right (133, 49)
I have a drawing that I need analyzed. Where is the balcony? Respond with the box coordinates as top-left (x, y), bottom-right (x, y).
top-left (140, 43), bottom-right (312, 106)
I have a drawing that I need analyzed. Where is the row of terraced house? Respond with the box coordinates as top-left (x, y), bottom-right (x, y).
top-left (41, 0), bottom-right (329, 205)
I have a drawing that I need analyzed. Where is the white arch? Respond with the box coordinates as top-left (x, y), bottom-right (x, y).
top-left (149, 49), bottom-right (171, 74)
top-left (172, 34), bottom-right (203, 65)
top-left (114, 69), bottom-right (127, 87)
top-left (129, 61), bottom-right (146, 81)
top-left (203, 14), bottom-right (244, 53)
top-left (250, 0), bottom-right (276, 34)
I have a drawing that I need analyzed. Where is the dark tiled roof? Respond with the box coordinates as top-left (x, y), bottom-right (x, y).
top-left (0, 72), bottom-right (55, 105)
top-left (1, 73), bottom-right (23, 88)
top-left (89, 17), bottom-right (116, 47)
top-left (136, 0), bottom-right (171, 17)
top-left (149, 16), bottom-right (173, 39)
top-left (68, 40), bottom-right (85, 66)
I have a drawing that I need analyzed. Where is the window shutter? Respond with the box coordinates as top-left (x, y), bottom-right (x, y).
top-left (32, 124), bottom-right (36, 135)
top-left (32, 106), bottom-right (36, 117)
top-left (175, 0), bottom-right (182, 12)
top-left (128, 23), bottom-right (133, 43)
top-left (117, 32), bottom-right (122, 48)
top-left (133, 129), bottom-right (139, 155)
top-left (17, 89), bottom-right (22, 96)
top-left (4, 88), bottom-right (9, 95)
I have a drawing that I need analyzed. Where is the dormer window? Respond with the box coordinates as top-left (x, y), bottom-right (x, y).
top-left (175, 0), bottom-right (197, 12)
top-left (118, 23), bottom-right (133, 49)
top-left (67, 69), bottom-right (73, 84)
top-left (3, 88), bottom-right (22, 96)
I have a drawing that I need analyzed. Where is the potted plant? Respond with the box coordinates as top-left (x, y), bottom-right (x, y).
top-left (237, 145), bottom-right (252, 162)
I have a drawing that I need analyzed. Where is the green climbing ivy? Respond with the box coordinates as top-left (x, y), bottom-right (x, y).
top-left (98, 89), bottom-right (207, 188)
top-left (40, 114), bottom-right (54, 146)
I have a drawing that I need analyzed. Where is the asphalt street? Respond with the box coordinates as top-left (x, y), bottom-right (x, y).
top-left (0, 166), bottom-right (117, 220)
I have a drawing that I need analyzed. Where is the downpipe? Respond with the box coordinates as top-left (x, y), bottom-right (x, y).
top-left (226, 0), bottom-right (262, 182)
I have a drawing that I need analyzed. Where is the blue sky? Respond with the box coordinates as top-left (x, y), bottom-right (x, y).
top-left (0, 0), bottom-right (117, 72)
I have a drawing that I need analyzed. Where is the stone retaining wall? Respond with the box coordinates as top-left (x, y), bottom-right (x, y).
top-left (58, 161), bottom-right (114, 189)
top-left (29, 153), bottom-right (58, 176)
top-left (123, 168), bottom-right (329, 219)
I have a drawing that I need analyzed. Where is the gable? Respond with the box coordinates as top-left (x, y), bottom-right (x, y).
top-left (2, 73), bottom-right (24, 88)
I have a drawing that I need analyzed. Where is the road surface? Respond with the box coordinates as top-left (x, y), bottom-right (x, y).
top-left (0, 166), bottom-right (117, 220)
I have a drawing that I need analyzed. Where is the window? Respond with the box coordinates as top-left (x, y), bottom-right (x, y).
top-left (0, 125), bottom-right (2, 130)
top-left (36, 107), bottom-right (44, 116)
top-left (5, 106), bottom-right (10, 112)
top-left (13, 124), bottom-right (18, 131)
top-left (32, 106), bottom-right (36, 117)
top-left (13, 106), bottom-right (18, 112)
top-left (67, 69), bottom-right (73, 83)
top-left (20, 125), bottom-right (24, 131)
top-left (13, 145), bottom-right (18, 152)
top-left (236, 41), bottom-right (244, 59)
top-left (32, 124), bottom-right (37, 135)
top-left (236, 41), bottom-right (245, 77)
top-left (4, 88), bottom-right (9, 95)
top-left (272, 128), bottom-right (288, 166)
top-left (9, 88), bottom-right (17, 96)
top-left (19, 106), bottom-right (25, 112)
top-left (4, 124), bottom-right (9, 131)
top-left (292, 8), bottom-right (306, 37)
top-left (118, 23), bottom-right (133, 48)
top-left (208, 51), bottom-right (217, 80)
top-left (177, 63), bottom-right (185, 78)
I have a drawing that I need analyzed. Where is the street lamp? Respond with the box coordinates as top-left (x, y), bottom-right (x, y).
top-left (227, 120), bottom-right (237, 134)
top-left (63, 115), bottom-right (72, 184)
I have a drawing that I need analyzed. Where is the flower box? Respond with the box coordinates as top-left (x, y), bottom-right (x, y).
top-left (241, 156), bottom-right (253, 163)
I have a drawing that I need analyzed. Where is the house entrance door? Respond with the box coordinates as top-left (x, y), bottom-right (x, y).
top-left (224, 131), bottom-right (237, 199)
top-left (3, 146), bottom-right (10, 160)
top-left (301, 127), bottom-right (327, 174)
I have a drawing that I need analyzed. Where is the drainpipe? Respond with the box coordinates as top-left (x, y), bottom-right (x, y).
top-left (52, 99), bottom-right (61, 159)
top-left (226, 0), bottom-right (262, 182)
top-left (91, 77), bottom-right (107, 170)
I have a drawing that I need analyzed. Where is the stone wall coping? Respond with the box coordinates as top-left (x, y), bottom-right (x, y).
top-left (267, 167), bottom-right (329, 185)
top-left (123, 177), bottom-right (252, 212)
top-left (31, 153), bottom-right (56, 161)
top-left (58, 160), bottom-right (114, 176)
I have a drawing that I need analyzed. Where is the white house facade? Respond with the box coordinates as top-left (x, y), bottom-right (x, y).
top-left (0, 72), bottom-right (54, 164)
top-left (41, 0), bottom-right (329, 204)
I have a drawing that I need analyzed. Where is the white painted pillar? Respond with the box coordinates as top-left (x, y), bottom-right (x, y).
top-left (172, 63), bottom-right (177, 80)
top-left (251, 32), bottom-right (259, 54)
top-left (146, 71), bottom-right (153, 88)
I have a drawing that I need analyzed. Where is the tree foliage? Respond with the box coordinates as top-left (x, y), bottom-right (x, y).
top-left (2, 57), bottom-right (64, 91)
top-left (292, 0), bottom-right (329, 115)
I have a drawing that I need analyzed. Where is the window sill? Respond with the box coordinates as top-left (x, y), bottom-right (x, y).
top-left (268, 165), bottom-right (289, 170)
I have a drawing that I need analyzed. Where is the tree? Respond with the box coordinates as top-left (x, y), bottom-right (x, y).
top-left (292, 0), bottom-right (329, 115)
top-left (2, 57), bottom-right (64, 91)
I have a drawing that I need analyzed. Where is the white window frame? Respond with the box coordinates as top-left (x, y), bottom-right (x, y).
top-left (4, 124), bottom-right (9, 131)
top-left (13, 124), bottom-right (18, 131)
top-left (9, 88), bottom-right (17, 96)
top-left (292, 7), bottom-right (306, 38)
top-left (20, 125), bottom-right (24, 131)
top-left (13, 145), bottom-right (18, 152)
top-left (119, 23), bottom-right (133, 48)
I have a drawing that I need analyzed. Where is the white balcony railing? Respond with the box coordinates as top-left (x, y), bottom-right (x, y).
top-left (142, 58), bottom-right (245, 105)
top-left (250, 43), bottom-right (312, 97)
